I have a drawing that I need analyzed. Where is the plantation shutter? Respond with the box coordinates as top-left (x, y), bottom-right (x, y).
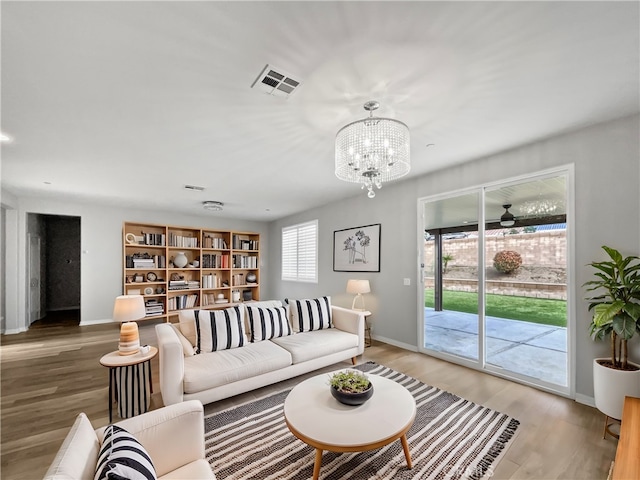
top-left (282, 220), bottom-right (318, 283)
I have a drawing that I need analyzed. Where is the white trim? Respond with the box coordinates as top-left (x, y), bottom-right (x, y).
top-left (565, 163), bottom-right (577, 399)
top-left (575, 393), bottom-right (596, 408)
top-left (478, 188), bottom-right (486, 369)
top-left (371, 334), bottom-right (418, 353)
top-left (3, 327), bottom-right (28, 335)
top-left (79, 318), bottom-right (113, 326)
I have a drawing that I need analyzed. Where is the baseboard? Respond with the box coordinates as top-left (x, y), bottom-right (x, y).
top-left (575, 392), bottom-right (596, 408)
top-left (79, 318), bottom-right (113, 327)
top-left (3, 327), bottom-right (28, 335)
top-left (371, 334), bottom-right (418, 352)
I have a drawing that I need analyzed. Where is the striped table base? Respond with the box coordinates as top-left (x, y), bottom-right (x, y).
top-left (111, 361), bottom-right (152, 420)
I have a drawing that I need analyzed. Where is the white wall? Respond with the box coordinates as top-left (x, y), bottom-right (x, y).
top-left (3, 115), bottom-right (638, 398)
top-left (268, 114), bottom-right (640, 400)
top-left (3, 198), bottom-right (269, 331)
top-left (1, 189), bottom-right (19, 334)
top-left (1, 207), bottom-right (5, 332)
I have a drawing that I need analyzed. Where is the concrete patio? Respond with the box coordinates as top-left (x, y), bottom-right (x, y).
top-left (424, 307), bottom-right (567, 386)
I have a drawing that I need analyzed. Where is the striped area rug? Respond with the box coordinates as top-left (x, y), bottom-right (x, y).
top-left (204, 362), bottom-right (520, 479)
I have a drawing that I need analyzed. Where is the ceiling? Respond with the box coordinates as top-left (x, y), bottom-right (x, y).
top-left (424, 175), bottom-right (567, 230)
top-left (1, 1), bottom-right (638, 221)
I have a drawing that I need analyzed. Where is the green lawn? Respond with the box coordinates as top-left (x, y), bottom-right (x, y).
top-left (424, 289), bottom-right (567, 327)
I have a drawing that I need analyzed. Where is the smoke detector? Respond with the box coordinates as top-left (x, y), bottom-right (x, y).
top-left (203, 201), bottom-right (224, 211)
top-left (251, 64), bottom-right (301, 98)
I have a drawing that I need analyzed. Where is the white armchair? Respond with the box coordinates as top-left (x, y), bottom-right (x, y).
top-left (44, 400), bottom-right (215, 480)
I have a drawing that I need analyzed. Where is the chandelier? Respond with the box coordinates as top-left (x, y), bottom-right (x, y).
top-left (519, 199), bottom-right (562, 217)
top-left (335, 101), bottom-right (410, 198)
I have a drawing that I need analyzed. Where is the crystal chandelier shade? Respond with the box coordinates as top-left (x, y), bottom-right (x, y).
top-left (335, 101), bottom-right (410, 198)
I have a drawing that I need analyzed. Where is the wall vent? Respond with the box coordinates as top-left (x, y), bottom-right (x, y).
top-left (251, 64), bottom-right (302, 98)
top-left (184, 185), bottom-right (205, 191)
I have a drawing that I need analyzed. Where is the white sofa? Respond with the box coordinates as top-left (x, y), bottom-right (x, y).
top-left (44, 400), bottom-right (215, 480)
top-left (155, 301), bottom-right (365, 406)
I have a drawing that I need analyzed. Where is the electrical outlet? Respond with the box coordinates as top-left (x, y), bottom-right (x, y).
top-left (403, 278), bottom-right (411, 286)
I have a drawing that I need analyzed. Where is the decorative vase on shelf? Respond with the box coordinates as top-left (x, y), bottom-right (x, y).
top-left (173, 252), bottom-right (188, 268)
top-left (246, 273), bottom-right (257, 283)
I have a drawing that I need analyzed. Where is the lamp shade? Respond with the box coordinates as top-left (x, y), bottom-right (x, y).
top-left (347, 279), bottom-right (371, 311)
top-left (346, 279), bottom-right (371, 295)
top-left (113, 295), bottom-right (145, 356)
top-left (113, 295), bottom-right (146, 322)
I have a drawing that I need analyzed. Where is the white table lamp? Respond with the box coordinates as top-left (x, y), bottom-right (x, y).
top-left (113, 295), bottom-right (146, 355)
top-left (347, 279), bottom-right (371, 311)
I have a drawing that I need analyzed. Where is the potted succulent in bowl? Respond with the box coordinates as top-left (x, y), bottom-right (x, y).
top-left (329, 370), bottom-right (373, 406)
top-left (584, 245), bottom-right (640, 436)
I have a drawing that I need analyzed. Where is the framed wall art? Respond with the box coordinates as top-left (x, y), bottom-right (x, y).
top-left (333, 223), bottom-right (381, 272)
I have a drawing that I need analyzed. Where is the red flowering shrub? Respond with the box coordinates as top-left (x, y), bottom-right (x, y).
top-left (493, 250), bottom-right (522, 274)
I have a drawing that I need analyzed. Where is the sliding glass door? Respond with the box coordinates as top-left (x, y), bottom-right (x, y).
top-left (423, 192), bottom-right (479, 362)
top-left (419, 168), bottom-right (571, 394)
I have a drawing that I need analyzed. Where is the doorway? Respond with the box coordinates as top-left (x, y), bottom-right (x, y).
top-left (26, 213), bottom-right (81, 327)
top-left (419, 168), bottom-right (572, 395)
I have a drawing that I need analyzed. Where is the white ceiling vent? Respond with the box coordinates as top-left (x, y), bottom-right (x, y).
top-left (251, 64), bottom-right (301, 98)
top-left (184, 184), bottom-right (205, 191)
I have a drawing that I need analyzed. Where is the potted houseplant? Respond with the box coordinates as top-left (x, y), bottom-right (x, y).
top-left (584, 245), bottom-right (640, 436)
top-left (328, 370), bottom-right (373, 406)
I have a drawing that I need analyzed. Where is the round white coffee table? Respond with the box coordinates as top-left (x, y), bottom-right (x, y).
top-left (284, 372), bottom-right (416, 480)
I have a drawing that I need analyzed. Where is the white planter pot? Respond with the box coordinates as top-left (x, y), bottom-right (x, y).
top-left (593, 358), bottom-right (640, 420)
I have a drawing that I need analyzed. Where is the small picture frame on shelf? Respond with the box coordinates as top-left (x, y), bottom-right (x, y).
top-left (128, 288), bottom-right (141, 295)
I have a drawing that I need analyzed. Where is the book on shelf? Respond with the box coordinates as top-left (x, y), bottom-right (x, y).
top-left (233, 235), bottom-right (259, 250)
top-left (128, 254), bottom-right (165, 269)
top-left (145, 298), bottom-right (164, 316)
top-left (201, 273), bottom-right (221, 289)
top-left (168, 293), bottom-right (198, 311)
top-left (201, 253), bottom-right (229, 269)
top-left (169, 232), bottom-right (198, 248)
top-left (232, 254), bottom-right (258, 269)
top-left (168, 279), bottom-right (188, 291)
top-left (203, 234), bottom-right (228, 249)
top-left (141, 232), bottom-right (165, 246)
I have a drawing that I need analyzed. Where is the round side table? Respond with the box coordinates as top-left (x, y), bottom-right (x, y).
top-left (100, 346), bottom-right (157, 422)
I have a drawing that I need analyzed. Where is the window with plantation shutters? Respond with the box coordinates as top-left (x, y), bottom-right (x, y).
top-left (282, 220), bottom-right (318, 283)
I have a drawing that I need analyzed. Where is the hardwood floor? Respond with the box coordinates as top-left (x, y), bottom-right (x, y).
top-left (1, 319), bottom-right (617, 480)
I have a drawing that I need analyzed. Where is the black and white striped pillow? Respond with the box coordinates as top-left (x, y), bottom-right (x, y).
top-left (247, 306), bottom-right (292, 342)
top-left (289, 296), bottom-right (332, 332)
top-left (194, 307), bottom-right (245, 353)
top-left (94, 425), bottom-right (156, 480)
